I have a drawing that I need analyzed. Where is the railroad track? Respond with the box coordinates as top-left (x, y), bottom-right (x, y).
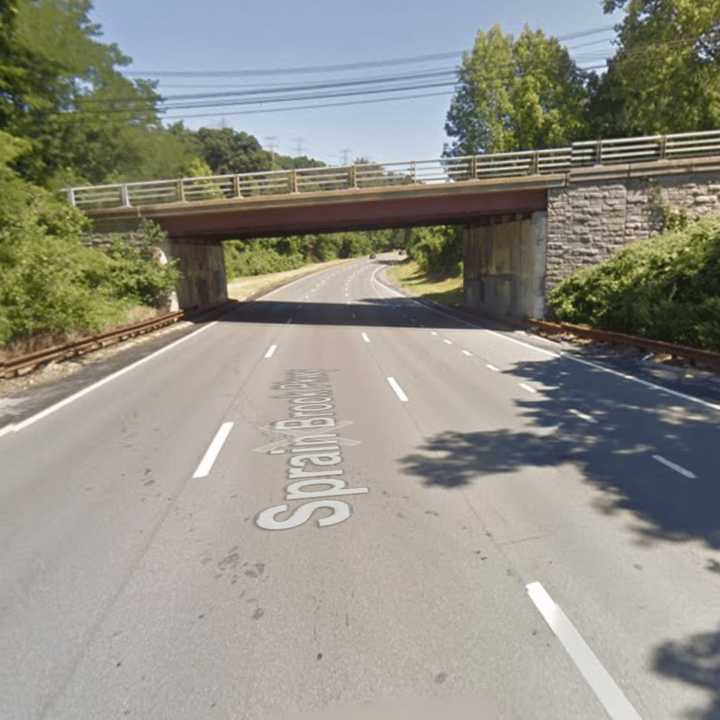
top-left (529, 319), bottom-right (720, 371)
top-left (1, 310), bottom-right (185, 380)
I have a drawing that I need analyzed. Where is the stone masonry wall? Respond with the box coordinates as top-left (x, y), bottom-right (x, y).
top-left (546, 171), bottom-right (720, 288)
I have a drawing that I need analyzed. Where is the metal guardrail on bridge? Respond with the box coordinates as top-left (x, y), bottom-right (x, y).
top-left (65, 129), bottom-right (720, 211)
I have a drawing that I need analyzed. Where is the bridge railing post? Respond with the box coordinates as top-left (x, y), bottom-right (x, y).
top-left (67, 187), bottom-right (76, 207)
top-left (470, 156), bottom-right (477, 181)
top-left (290, 169), bottom-right (298, 193)
top-left (233, 175), bottom-right (242, 198)
top-left (177, 179), bottom-right (186, 203)
top-left (658, 134), bottom-right (667, 160)
top-left (349, 165), bottom-right (357, 189)
top-left (120, 184), bottom-right (131, 207)
top-left (530, 151), bottom-right (539, 175)
top-left (595, 139), bottom-right (603, 165)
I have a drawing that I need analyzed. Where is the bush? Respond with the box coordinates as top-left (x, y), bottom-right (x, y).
top-left (548, 218), bottom-right (720, 350)
top-left (407, 226), bottom-right (463, 276)
top-left (0, 136), bottom-right (179, 346)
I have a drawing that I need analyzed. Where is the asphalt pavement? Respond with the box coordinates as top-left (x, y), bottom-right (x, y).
top-left (2, 254), bottom-right (720, 720)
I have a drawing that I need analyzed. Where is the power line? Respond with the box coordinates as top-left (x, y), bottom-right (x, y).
top-left (159, 90), bottom-right (456, 121)
top-left (121, 24), bottom-right (616, 79)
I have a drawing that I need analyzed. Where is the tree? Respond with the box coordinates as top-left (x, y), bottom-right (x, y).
top-left (194, 127), bottom-right (273, 175)
top-left (591, 0), bottom-right (720, 135)
top-left (445, 25), bottom-right (591, 155)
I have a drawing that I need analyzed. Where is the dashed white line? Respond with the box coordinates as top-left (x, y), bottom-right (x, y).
top-left (264, 344), bottom-right (277, 359)
top-left (569, 408), bottom-right (596, 423)
top-left (462, 350), bottom-right (472, 357)
top-left (361, 332), bottom-right (370, 343)
top-left (652, 454), bottom-right (697, 479)
top-left (443, 339), bottom-right (453, 345)
top-left (519, 383), bottom-right (537, 394)
top-left (387, 377), bottom-right (408, 402)
top-left (430, 331), bottom-right (438, 336)
top-left (526, 582), bottom-right (642, 720)
top-left (193, 422), bottom-right (234, 479)
top-left (486, 364), bottom-right (500, 372)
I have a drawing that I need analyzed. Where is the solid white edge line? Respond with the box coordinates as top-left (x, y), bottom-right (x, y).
top-left (519, 383), bottom-right (538, 394)
top-left (264, 344), bottom-right (278, 359)
top-left (371, 270), bottom-right (720, 412)
top-left (651, 454), bottom-right (697, 479)
top-left (193, 421), bottom-right (234, 478)
top-left (526, 582), bottom-right (642, 720)
top-left (387, 377), bottom-right (408, 402)
top-left (361, 332), bottom-right (370, 343)
top-left (4, 321), bottom-right (217, 437)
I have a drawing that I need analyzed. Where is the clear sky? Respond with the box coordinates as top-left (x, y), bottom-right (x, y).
top-left (91, 0), bottom-right (622, 165)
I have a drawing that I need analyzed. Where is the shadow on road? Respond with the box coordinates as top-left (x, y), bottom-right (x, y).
top-left (398, 352), bottom-right (720, 717)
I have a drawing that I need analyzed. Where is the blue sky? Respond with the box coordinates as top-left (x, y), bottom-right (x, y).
top-left (92, 0), bottom-right (622, 165)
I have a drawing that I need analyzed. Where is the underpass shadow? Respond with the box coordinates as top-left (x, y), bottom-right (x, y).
top-left (215, 297), bottom-right (475, 329)
top-left (399, 352), bottom-right (720, 716)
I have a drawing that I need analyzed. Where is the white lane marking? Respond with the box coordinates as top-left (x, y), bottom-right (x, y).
top-left (371, 270), bottom-right (720, 413)
top-left (361, 332), bottom-right (370, 343)
top-left (387, 377), bottom-right (409, 402)
top-left (264, 344), bottom-right (277, 359)
top-left (652, 454), bottom-right (697, 479)
top-left (519, 383), bottom-right (538, 394)
top-left (193, 422), bottom-right (234, 479)
top-left (569, 408), bottom-right (596, 423)
top-left (431, 331), bottom-right (438, 336)
top-left (462, 350), bottom-right (472, 357)
top-left (2, 322), bottom-right (217, 437)
top-left (526, 582), bottom-right (642, 720)
top-left (443, 339), bottom-right (453, 345)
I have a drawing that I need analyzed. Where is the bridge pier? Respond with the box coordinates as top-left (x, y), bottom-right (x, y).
top-left (162, 239), bottom-right (228, 311)
top-left (463, 211), bottom-right (547, 320)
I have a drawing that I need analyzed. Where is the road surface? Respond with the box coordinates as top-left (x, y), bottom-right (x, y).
top-left (2, 255), bottom-right (720, 719)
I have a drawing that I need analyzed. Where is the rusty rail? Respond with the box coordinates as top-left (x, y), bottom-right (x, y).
top-left (530, 319), bottom-right (720, 370)
top-left (1, 310), bottom-right (185, 380)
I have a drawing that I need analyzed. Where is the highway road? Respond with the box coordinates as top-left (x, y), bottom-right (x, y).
top-left (2, 254), bottom-right (720, 719)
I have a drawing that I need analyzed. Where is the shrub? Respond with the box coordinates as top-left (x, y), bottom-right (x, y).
top-left (548, 218), bottom-right (720, 350)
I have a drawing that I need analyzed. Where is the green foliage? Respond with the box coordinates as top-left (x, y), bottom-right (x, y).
top-left (548, 218), bottom-right (720, 350)
top-left (405, 226), bottom-right (463, 277)
top-left (591, 0), bottom-right (720, 135)
top-left (0, 142), bottom-right (178, 345)
top-left (445, 25), bottom-right (590, 155)
top-left (224, 229), bottom-right (402, 279)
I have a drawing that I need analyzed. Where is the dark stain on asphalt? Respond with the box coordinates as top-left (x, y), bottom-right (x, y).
top-left (316, 653), bottom-right (323, 661)
top-left (218, 549), bottom-right (241, 572)
top-left (634, 563), bottom-right (643, 571)
top-left (425, 510), bottom-right (439, 517)
top-left (252, 607), bottom-right (265, 620)
top-left (434, 672), bottom-right (448, 684)
top-left (143, 478), bottom-right (155, 486)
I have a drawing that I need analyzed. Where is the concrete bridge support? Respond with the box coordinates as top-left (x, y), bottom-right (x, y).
top-left (161, 239), bottom-right (228, 310)
top-left (463, 212), bottom-right (547, 320)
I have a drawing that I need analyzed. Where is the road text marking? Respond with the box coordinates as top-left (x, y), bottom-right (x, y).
top-left (387, 377), bottom-right (408, 402)
top-left (652, 454), bottom-right (696, 479)
top-left (264, 344), bottom-right (278, 359)
top-left (526, 582), bottom-right (642, 720)
top-left (569, 409), bottom-right (596, 423)
top-left (193, 422), bottom-right (234, 478)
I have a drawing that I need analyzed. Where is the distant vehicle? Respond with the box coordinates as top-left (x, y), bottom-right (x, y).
top-left (370, 253), bottom-right (376, 259)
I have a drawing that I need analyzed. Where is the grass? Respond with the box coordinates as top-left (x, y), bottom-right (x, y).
top-left (387, 260), bottom-right (464, 306)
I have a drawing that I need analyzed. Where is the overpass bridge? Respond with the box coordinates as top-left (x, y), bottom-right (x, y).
top-left (73, 130), bottom-right (720, 317)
